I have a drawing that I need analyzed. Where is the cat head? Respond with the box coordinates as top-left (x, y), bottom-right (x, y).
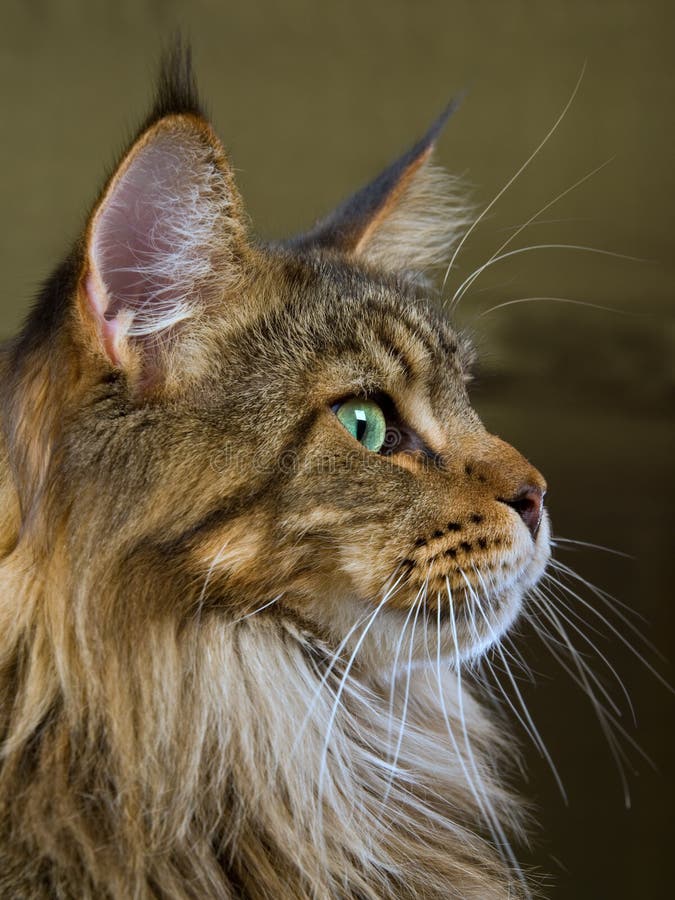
top-left (5, 47), bottom-right (549, 668)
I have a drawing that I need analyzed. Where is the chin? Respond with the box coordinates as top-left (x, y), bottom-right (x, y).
top-left (458, 511), bottom-right (552, 664)
top-left (346, 512), bottom-right (552, 675)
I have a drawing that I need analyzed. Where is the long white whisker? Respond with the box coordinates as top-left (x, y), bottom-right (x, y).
top-left (293, 568), bottom-right (408, 753)
top-left (501, 632), bottom-right (539, 684)
top-left (544, 569), bottom-right (674, 694)
top-left (441, 63), bottom-right (587, 293)
top-left (472, 565), bottom-right (535, 680)
top-left (450, 242), bottom-right (641, 309)
top-left (548, 557), bottom-right (660, 646)
top-left (496, 215), bottom-right (589, 233)
top-left (538, 597), bottom-right (657, 774)
top-left (470, 156), bottom-right (622, 319)
top-left (534, 597), bottom-right (648, 807)
top-left (482, 649), bottom-right (547, 764)
top-left (446, 578), bottom-right (531, 896)
top-left (479, 157), bottom-right (614, 265)
top-left (478, 295), bottom-right (631, 319)
top-left (471, 660), bottom-right (531, 785)
top-left (230, 594), bottom-right (283, 625)
top-left (552, 536), bottom-right (634, 559)
top-left (465, 571), bottom-right (567, 803)
top-left (536, 584), bottom-right (636, 724)
top-left (529, 589), bottom-right (624, 718)
top-left (386, 579), bottom-right (427, 757)
top-left (382, 593), bottom-right (424, 807)
top-left (532, 592), bottom-right (655, 773)
top-left (315, 572), bottom-right (406, 822)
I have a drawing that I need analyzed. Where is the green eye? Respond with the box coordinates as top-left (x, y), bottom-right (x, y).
top-left (335, 398), bottom-right (387, 453)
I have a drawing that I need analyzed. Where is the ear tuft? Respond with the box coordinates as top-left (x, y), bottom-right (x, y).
top-left (83, 42), bottom-right (247, 373)
top-left (289, 98), bottom-right (470, 278)
top-left (145, 39), bottom-right (204, 127)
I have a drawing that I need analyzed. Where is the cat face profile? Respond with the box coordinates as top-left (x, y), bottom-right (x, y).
top-left (16, 51), bottom-right (547, 661)
top-left (0, 46), bottom-right (551, 899)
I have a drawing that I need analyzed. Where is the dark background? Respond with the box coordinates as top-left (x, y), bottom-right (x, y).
top-left (2, 2), bottom-right (673, 897)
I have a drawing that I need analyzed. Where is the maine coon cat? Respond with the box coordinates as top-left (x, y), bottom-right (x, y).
top-left (0, 47), bottom-right (552, 898)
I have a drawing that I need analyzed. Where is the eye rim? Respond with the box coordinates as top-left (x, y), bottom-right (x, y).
top-left (330, 392), bottom-right (434, 458)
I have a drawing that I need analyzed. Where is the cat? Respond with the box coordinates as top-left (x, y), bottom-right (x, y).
top-left (0, 45), bottom-right (551, 898)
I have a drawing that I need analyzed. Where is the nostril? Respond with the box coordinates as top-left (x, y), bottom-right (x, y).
top-left (501, 485), bottom-right (545, 538)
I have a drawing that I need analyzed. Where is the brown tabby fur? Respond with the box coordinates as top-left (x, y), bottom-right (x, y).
top-left (0, 48), bottom-right (550, 898)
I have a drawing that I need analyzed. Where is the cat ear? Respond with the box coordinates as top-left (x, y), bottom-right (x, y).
top-left (83, 52), bottom-right (245, 372)
top-left (289, 98), bottom-right (467, 277)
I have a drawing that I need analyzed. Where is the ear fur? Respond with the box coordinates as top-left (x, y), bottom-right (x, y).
top-left (290, 99), bottom-right (469, 278)
top-left (82, 46), bottom-right (246, 370)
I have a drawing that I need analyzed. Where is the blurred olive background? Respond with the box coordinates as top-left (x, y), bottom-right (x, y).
top-left (2, 1), bottom-right (673, 897)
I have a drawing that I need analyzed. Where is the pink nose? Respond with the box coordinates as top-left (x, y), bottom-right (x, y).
top-left (502, 484), bottom-right (545, 538)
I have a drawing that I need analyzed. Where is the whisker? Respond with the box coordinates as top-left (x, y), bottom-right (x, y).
top-left (548, 556), bottom-right (656, 634)
top-left (482, 649), bottom-right (549, 768)
top-left (534, 597), bottom-right (634, 806)
top-left (552, 536), bottom-right (634, 559)
top-left (386, 579), bottom-right (427, 757)
top-left (471, 661), bottom-right (531, 785)
top-left (316, 572), bottom-right (406, 823)
top-left (472, 565), bottom-right (536, 681)
top-left (446, 578), bottom-right (531, 895)
top-left (536, 584), bottom-right (637, 725)
top-left (468, 156), bottom-right (616, 312)
top-left (496, 215), bottom-right (591, 234)
top-left (464, 573), bottom-right (567, 803)
top-left (528, 590), bottom-right (624, 718)
top-left (499, 632), bottom-right (538, 685)
top-left (533, 593), bottom-right (660, 799)
top-left (230, 594), bottom-right (283, 625)
top-left (441, 63), bottom-right (587, 293)
top-left (382, 593), bottom-right (424, 807)
top-left (478, 295), bottom-right (631, 319)
top-left (537, 598), bottom-right (656, 776)
top-left (544, 568), bottom-right (673, 692)
top-left (450, 242), bottom-right (642, 309)
top-left (292, 568), bottom-right (408, 753)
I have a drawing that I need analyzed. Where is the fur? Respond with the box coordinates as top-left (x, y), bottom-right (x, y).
top-left (0, 47), bottom-right (549, 898)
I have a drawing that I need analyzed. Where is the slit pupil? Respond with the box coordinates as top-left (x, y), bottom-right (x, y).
top-left (355, 415), bottom-right (367, 442)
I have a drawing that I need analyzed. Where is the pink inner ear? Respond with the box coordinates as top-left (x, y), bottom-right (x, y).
top-left (85, 271), bottom-right (134, 366)
top-left (87, 126), bottom-right (227, 358)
